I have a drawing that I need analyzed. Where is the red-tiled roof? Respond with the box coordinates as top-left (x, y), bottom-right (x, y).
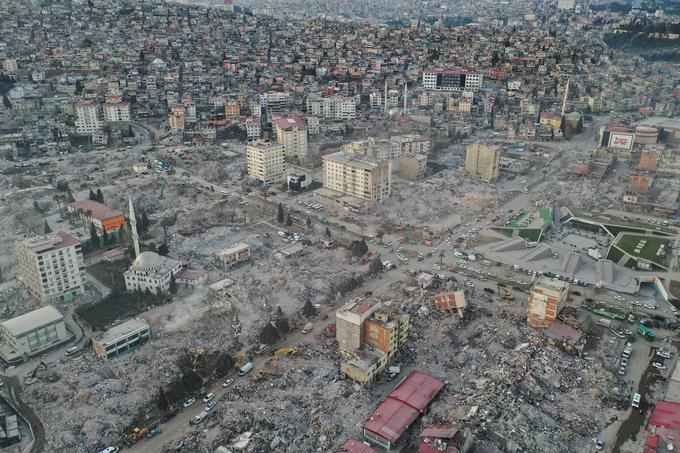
top-left (389, 371), bottom-right (444, 413)
top-left (273, 116), bottom-right (306, 129)
top-left (175, 268), bottom-right (207, 281)
top-left (419, 425), bottom-right (461, 439)
top-left (362, 397), bottom-right (420, 444)
top-left (649, 401), bottom-right (680, 428)
top-left (433, 292), bottom-right (467, 311)
top-left (337, 438), bottom-right (379, 453)
top-left (70, 199), bottom-right (123, 221)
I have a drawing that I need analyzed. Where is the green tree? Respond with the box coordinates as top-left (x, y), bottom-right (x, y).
top-left (276, 306), bottom-right (284, 318)
top-left (96, 188), bottom-right (104, 203)
top-left (275, 317), bottom-right (290, 335)
top-left (101, 225), bottom-right (109, 245)
top-left (157, 388), bottom-right (169, 412)
top-left (439, 250), bottom-right (445, 265)
top-left (2, 94), bottom-right (10, 109)
top-left (350, 239), bottom-right (368, 257)
top-left (277, 203), bottom-right (284, 224)
top-left (169, 273), bottom-right (177, 294)
top-left (214, 352), bottom-right (235, 377)
top-left (43, 220), bottom-right (52, 234)
top-left (325, 227), bottom-right (331, 238)
top-left (88, 188), bottom-right (96, 201)
top-left (369, 257), bottom-right (383, 274)
top-left (259, 322), bottom-right (280, 345)
top-left (158, 243), bottom-right (169, 256)
top-left (89, 223), bottom-right (100, 248)
top-left (306, 217), bottom-right (312, 227)
top-left (181, 369), bottom-right (203, 393)
top-left (302, 299), bottom-right (317, 317)
top-left (286, 212), bottom-right (292, 227)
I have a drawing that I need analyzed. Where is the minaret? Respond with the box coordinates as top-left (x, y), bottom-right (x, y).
top-left (383, 79), bottom-right (388, 115)
top-left (128, 196), bottom-right (140, 258)
top-left (403, 82), bottom-right (408, 113)
top-left (561, 78), bottom-right (570, 118)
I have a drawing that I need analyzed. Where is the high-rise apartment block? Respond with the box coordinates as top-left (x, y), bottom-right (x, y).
top-left (169, 104), bottom-right (185, 132)
top-left (246, 140), bottom-right (285, 184)
top-left (422, 69), bottom-right (483, 92)
top-left (527, 277), bottom-right (569, 328)
top-left (16, 232), bottom-right (85, 303)
top-left (465, 143), bottom-right (502, 183)
top-left (75, 102), bottom-right (101, 135)
top-left (322, 152), bottom-right (391, 201)
top-left (103, 102), bottom-right (131, 123)
top-left (273, 116), bottom-right (308, 160)
top-left (306, 94), bottom-right (356, 120)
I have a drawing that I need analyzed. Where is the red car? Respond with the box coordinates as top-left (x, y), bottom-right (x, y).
top-left (651, 373), bottom-right (667, 382)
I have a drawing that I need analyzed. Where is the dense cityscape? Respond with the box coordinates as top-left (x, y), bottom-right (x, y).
top-left (0, 0), bottom-right (679, 452)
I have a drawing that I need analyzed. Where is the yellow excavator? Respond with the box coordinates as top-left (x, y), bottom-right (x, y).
top-left (503, 291), bottom-right (515, 301)
top-left (273, 346), bottom-right (299, 360)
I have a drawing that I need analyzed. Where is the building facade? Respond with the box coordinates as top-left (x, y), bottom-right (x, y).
top-left (0, 305), bottom-right (69, 363)
top-left (169, 104), bottom-right (185, 132)
top-left (322, 152), bottom-right (391, 201)
top-left (422, 69), bottom-right (483, 92)
top-left (527, 277), bottom-right (569, 328)
top-left (273, 116), bottom-right (308, 160)
top-left (399, 155), bottom-right (428, 180)
top-left (102, 102), bottom-right (131, 123)
top-left (75, 102), bottom-right (101, 134)
top-left (214, 243), bottom-right (251, 269)
top-left (124, 251), bottom-right (183, 294)
top-left (92, 318), bottom-right (151, 360)
top-left (68, 199), bottom-right (126, 234)
top-left (246, 140), bottom-right (286, 184)
top-left (465, 143), bottom-right (502, 183)
top-left (16, 232), bottom-right (85, 303)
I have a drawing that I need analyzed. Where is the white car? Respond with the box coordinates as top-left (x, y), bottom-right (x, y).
top-left (222, 378), bottom-right (234, 387)
top-left (614, 295), bottom-right (625, 301)
top-left (203, 393), bottom-right (215, 403)
top-left (631, 300), bottom-right (642, 306)
top-left (205, 400), bottom-right (216, 411)
top-left (644, 303), bottom-right (657, 310)
top-left (98, 447), bottom-right (119, 453)
top-left (652, 362), bottom-right (667, 370)
top-left (657, 350), bottom-right (673, 359)
top-left (632, 393), bottom-right (641, 408)
top-left (183, 398), bottom-right (195, 408)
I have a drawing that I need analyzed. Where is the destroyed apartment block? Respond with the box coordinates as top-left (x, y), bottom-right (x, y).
top-left (433, 291), bottom-right (467, 317)
top-left (418, 424), bottom-right (474, 453)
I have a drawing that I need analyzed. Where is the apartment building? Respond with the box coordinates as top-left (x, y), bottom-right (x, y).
top-left (390, 134), bottom-right (431, 157)
top-left (92, 318), bottom-right (151, 360)
top-left (336, 298), bottom-right (382, 353)
top-left (102, 102), bottom-right (131, 122)
top-left (306, 94), bottom-right (356, 120)
top-left (465, 143), bottom-right (502, 183)
top-left (422, 69), bottom-right (483, 92)
top-left (214, 243), bottom-right (251, 269)
top-left (0, 305), bottom-right (69, 363)
top-left (15, 232), bottom-right (85, 303)
top-left (75, 102), bottom-right (101, 134)
top-left (399, 155), bottom-right (428, 180)
top-left (245, 117), bottom-right (261, 139)
top-left (169, 104), bottom-right (185, 132)
top-left (527, 277), bottom-right (569, 328)
top-left (246, 140), bottom-right (285, 184)
top-left (362, 310), bottom-right (410, 359)
top-left (342, 139), bottom-right (399, 161)
top-left (264, 92), bottom-right (289, 119)
top-left (273, 116), bottom-right (308, 160)
top-left (322, 152), bottom-right (391, 201)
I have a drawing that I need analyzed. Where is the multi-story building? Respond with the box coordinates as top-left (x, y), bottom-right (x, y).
top-left (306, 116), bottom-right (320, 135)
top-left (336, 298), bottom-right (382, 353)
top-left (399, 155), bottom-right (428, 180)
top-left (169, 104), bottom-right (185, 132)
top-left (246, 140), bottom-right (285, 184)
top-left (225, 100), bottom-right (240, 119)
top-left (102, 102), bottom-right (131, 123)
top-left (273, 116), bottom-right (308, 160)
top-left (306, 94), bottom-right (356, 120)
top-left (75, 102), bottom-right (101, 135)
top-left (264, 92), bottom-right (289, 119)
top-left (390, 135), bottom-right (431, 157)
top-left (465, 143), bottom-right (502, 183)
top-left (2, 59), bottom-right (18, 74)
top-left (362, 310), bottom-right (410, 359)
top-left (0, 305), bottom-right (69, 363)
top-left (92, 318), bottom-right (151, 360)
top-left (223, 0), bottom-right (234, 13)
top-left (557, 0), bottom-right (575, 10)
top-left (16, 232), bottom-right (85, 303)
top-left (214, 243), bottom-right (251, 269)
top-left (422, 69), bottom-right (483, 92)
top-left (245, 117), bottom-right (261, 139)
top-left (322, 152), bottom-right (391, 201)
top-left (68, 199), bottom-right (126, 234)
top-left (342, 139), bottom-right (399, 162)
top-left (527, 277), bottom-right (569, 328)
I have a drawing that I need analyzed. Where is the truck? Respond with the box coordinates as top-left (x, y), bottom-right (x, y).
top-left (238, 362), bottom-right (253, 376)
top-left (467, 254), bottom-right (477, 262)
top-left (587, 248), bottom-right (603, 260)
top-left (597, 318), bottom-right (612, 328)
top-left (302, 322), bottom-right (314, 334)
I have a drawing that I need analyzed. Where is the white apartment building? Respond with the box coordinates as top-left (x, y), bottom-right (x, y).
top-left (2, 59), bottom-right (18, 74)
top-left (75, 102), bottom-right (102, 135)
top-left (557, 0), bottom-right (575, 10)
top-left (264, 92), bottom-right (289, 119)
top-left (92, 318), bottom-right (151, 360)
top-left (322, 152), bottom-right (391, 201)
top-left (245, 117), bottom-right (261, 139)
top-left (246, 140), bottom-right (285, 184)
top-left (16, 232), bottom-right (85, 303)
top-left (390, 135), bottom-right (431, 157)
top-left (0, 305), bottom-right (69, 363)
top-left (274, 116), bottom-right (308, 160)
top-left (306, 116), bottom-right (320, 135)
top-left (422, 69), bottom-right (483, 92)
top-left (306, 94), bottom-right (356, 120)
top-left (103, 102), bottom-right (131, 123)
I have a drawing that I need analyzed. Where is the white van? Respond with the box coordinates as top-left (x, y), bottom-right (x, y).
top-left (632, 393), bottom-right (641, 408)
top-left (239, 362), bottom-right (253, 376)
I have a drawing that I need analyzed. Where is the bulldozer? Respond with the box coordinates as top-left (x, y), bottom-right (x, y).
top-left (253, 370), bottom-right (268, 382)
top-left (132, 427), bottom-right (148, 440)
top-left (503, 291), bottom-right (515, 301)
top-left (273, 346), bottom-right (299, 360)
top-left (191, 348), bottom-right (206, 367)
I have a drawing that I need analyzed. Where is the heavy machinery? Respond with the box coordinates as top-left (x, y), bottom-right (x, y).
top-left (132, 427), bottom-right (149, 441)
top-left (274, 346), bottom-right (299, 360)
top-left (191, 348), bottom-right (206, 368)
top-left (253, 370), bottom-right (268, 382)
top-left (592, 307), bottom-right (625, 320)
top-left (502, 291), bottom-right (515, 301)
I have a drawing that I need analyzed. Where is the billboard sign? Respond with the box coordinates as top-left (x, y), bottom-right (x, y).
top-left (608, 132), bottom-right (634, 150)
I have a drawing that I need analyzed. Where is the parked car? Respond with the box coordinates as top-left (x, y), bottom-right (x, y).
top-left (183, 398), bottom-right (195, 408)
top-left (65, 346), bottom-right (80, 356)
top-left (145, 427), bottom-right (161, 439)
top-left (222, 379), bottom-right (234, 387)
top-left (98, 448), bottom-right (119, 453)
top-left (595, 440), bottom-right (604, 451)
top-left (614, 295), bottom-right (625, 301)
top-left (652, 362), bottom-right (667, 370)
top-left (202, 393), bottom-right (215, 403)
top-left (632, 393), bottom-right (641, 408)
top-left (657, 349), bottom-right (673, 359)
top-left (205, 400), bottom-right (216, 411)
